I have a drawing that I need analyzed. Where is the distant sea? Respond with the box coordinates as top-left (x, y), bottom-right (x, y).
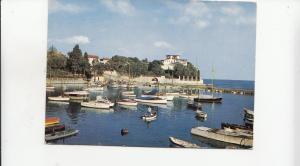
top-left (203, 79), bottom-right (255, 90)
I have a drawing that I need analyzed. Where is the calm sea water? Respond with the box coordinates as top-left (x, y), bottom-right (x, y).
top-left (46, 81), bottom-right (254, 148)
top-left (204, 79), bottom-right (254, 90)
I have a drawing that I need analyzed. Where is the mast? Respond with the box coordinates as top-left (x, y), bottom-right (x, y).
top-left (211, 65), bottom-right (215, 97)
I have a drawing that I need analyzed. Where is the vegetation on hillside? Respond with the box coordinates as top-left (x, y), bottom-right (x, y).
top-left (47, 45), bottom-right (200, 79)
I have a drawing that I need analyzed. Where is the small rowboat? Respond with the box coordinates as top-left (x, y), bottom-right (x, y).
top-left (141, 111), bottom-right (157, 122)
top-left (45, 129), bottom-right (79, 141)
top-left (117, 99), bottom-right (137, 106)
top-left (48, 96), bottom-right (70, 102)
top-left (45, 117), bottom-right (60, 127)
top-left (195, 110), bottom-right (207, 118)
top-left (169, 137), bottom-right (200, 148)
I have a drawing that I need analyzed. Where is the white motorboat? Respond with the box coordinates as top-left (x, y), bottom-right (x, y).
top-left (48, 96), bottom-right (70, 102)
top-left (96, 96), bottom-right (115, 107)
top-left (141, 94), bottom-right (174, 101)
top-left (134, 97), bottom-right (167, 104)
top-left (117, 99), bottom-right (138, 106)
top-left (191, 126), bottom-right (253, 147)
top-left (81, 100), bottom-right (111, 109)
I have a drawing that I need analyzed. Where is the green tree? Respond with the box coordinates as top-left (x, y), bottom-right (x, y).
top-left (66, 44), bottom-right (83, 75)
top-left (47, 46), bottom-right (67, 77)
top-left (148, 60), bottom-right (164, 76)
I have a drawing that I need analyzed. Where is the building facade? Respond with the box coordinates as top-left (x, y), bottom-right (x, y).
top-left (161, 55), bottom-right (188, 70)
top-left (87, 55), bottom-right (99, 65)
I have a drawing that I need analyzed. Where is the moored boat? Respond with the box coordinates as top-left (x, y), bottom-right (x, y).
top-left (45, 124), bottom-right (65, 134)
top-left (193, 94), bottom-right (222, 103)
top-left (169, 136), bottom-right (200, 148)
top-left (46, 86), bottom-right (55, 91)
top-left (187, 100), bottom-right (202, 109)
top-left (81, 100), bottom-right (111, 109)
top-left (117, 99), bottom-right (137, 106)
top-left (64, 91), bottom-right (89, 100)
top-left (45, 117), bottom-right (60, 127)
top-left (191, 126), bottom-right (253, 147)
top-left (48, 96), bottom-right (70, 102)
top-left (141, 107), bottom-right (157, 122)
top-left (45, 129), bottom-right (79, 141)
top-left (221, 123), bottom-right (253, 134)
top-left (135, 97), bottom-right (167, 104)
top-left (96, 96), bottom-right (115, 107)
top-left (83, 86), bottom-right (104, 91)
top-left (195, 110), bottom-right (207, 118)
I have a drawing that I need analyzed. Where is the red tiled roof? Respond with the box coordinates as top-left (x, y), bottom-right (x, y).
top-left (88, 55), bottom-right (99, 59)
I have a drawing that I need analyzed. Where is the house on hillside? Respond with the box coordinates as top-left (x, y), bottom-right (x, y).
top-left (87, 55), bottom-right (99, 65)
top-left (161, 55), bottom-right (188, 70)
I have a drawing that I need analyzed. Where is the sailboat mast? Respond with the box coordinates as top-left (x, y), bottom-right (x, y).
top-left (211, 65), bottom-right (215, 95)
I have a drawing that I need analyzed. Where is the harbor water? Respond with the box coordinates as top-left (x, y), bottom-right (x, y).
top-left (46, 80), bottom-right (254, 148)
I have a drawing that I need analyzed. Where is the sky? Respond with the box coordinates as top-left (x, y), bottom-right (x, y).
top-left (48, 0), bottom-right (256, 80)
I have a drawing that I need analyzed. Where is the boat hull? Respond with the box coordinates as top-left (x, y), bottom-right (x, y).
top-left (194, 97), bottom-right (222, 103)
top-left (45, 129), bottom-right (79, 141)
top-left (191, 127), bottom-right (253, 147)
top-left (117, 101), bottom-right (138, 106)
top-left (81, 102), bottom-right (110, 109)
top-left (48, 96), bottom-right (70, 102)
top-left (134, 98), bottom-right (167, 104)
top-left (169, 137), bottom-right (200, 148)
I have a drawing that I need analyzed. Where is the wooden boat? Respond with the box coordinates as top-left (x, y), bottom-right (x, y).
top-left (45, 124), bottom-right (65, 134)
top-left (48, 96), bottom-right (70, 102)
top-left (64, 91), bottom-right (89, 100)
top-left (45, 117), bottom-right (60, 127)
top-left (121, 128), bottom-right (129, 135)
top-left (81, 101), bottom-right (111, 109)
top-left (195, 110), bottom-right (207, 118)
top-left (117, 99), bottom-right (137, 106)
top-left (45, 129), bottom-right (79, 141)
top-left (169, 137), bottom-right (200, 148)
top-left (135, 97), bottom-right (167, 104)
top-left (193, 94), bottom-right (222, 103)
top-left (187, 100), bottom-right (202, 109)
top-left (191, 126), bottom-right (253, 147)
top-left (141, 111), bottom-right (157, 122)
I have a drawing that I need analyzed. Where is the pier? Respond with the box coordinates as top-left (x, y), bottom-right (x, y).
top-left (159, 83), bottom-right (254, 96)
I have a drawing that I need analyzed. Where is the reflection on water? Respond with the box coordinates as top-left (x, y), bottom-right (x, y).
top-left (46, 86), bottom-right (254, 148)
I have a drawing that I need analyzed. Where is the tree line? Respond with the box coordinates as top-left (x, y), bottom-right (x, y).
top-left (47, 45), bottom-right (200, 79)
